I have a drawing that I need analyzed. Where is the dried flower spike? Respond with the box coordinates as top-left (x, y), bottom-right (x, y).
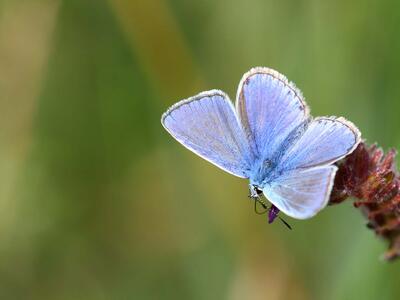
top-left (329, 142), bottom-right (400, 261)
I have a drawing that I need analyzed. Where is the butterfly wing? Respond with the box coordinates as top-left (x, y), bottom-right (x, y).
top-left (161, 90), bottom-right (253, 178)
top-left (279, 117), bottom-right (361, 170)
top-left (236, 67), bottom-right (310, 159)
top-left (265, 117), bottom-right (361, 219)
top-left (263, 166), bottom-right (337, 219)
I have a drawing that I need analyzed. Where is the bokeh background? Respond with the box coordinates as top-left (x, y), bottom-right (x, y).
top-left (1, 0), bottom-right (400, 299)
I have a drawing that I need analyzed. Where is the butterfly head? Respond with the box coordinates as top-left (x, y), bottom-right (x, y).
top-left (249, 184), bottom-right (263, 200)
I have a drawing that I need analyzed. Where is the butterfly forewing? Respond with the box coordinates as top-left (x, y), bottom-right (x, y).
top-left (236, 67), bottom-right (309, 159)
top-left (162, 90), bottom-right (253, 178)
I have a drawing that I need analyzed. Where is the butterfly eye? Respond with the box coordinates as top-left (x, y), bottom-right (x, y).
top-left (255, 186), bottom-right (263, 195)
top-left (248, 185), bottom-right (263, 198)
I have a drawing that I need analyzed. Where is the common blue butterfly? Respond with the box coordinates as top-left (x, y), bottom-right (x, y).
top-left (161, 67), bottom-right (361, 220)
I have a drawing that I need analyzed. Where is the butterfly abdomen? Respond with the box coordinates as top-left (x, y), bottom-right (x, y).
top-left (249, 157), bottom-right (281, 187)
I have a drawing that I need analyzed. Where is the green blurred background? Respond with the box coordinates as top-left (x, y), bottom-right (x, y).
top-left (1, 0), bottom-right (400, 299)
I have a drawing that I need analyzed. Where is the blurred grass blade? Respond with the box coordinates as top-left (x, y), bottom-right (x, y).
top-left (108, 0), bottom-right (203, 100)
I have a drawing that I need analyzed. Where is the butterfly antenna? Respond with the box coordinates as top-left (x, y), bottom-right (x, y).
top-left (253, 197), bottom-right (293, 229)
top-left (278, 216), bottom-right (292, 230)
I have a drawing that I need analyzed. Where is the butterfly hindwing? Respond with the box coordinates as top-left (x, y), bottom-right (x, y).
top-left (162, 90), bottom-right (253, 178)
top-left (279, 117), bottom-right (361, 170)
top-left (263, 166), bottom-right (338, 219)
top-left (263, 117), bottom-right (360, 219)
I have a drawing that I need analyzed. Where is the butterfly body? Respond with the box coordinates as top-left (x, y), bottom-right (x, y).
top-left (162, 67), bottom-right (361, 220)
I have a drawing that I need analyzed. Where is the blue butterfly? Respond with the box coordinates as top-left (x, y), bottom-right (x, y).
top-left (161, 67), bottom-right (361, 220)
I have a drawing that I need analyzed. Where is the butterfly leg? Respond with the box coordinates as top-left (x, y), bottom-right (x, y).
top-left (248, 186), bottom-right (292, 229)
